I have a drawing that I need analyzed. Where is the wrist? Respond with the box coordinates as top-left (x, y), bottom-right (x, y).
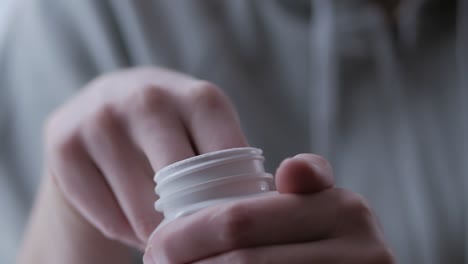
top-left (18, 172), bottom-right (133, 264)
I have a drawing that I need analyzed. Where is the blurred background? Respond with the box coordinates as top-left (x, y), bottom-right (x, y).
top-left (0, 2), bottom-right (17, 264)
top-left (0, 0), bottom-right (13, 38)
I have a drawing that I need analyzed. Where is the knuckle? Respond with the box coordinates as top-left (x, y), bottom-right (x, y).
top-left (45, 114), bottom-right (82, 160)
top-left (84, 104), bottom-right (119, 136)
top-left (338, 189), bottom-right (373, 220)
top-left (43, 109), bottom-right (60, 137)
top-left (99, 218), bottom-right (129, 242)
top-left (369, 246), bottom-right (396, 264)
top-left (331, 189), bottom-right (375, 236)
top-left (128, 84), bottom-right (172, 116)
top-left (187, 81), bottom-right (226, 110)
top-left (49, 132), bottom-right (82, 162)
top-left (216, 203), bottom-right (253, 248)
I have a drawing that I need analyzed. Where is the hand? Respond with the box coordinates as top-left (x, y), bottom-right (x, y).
top-left (44, 67), bottom-right (248, 250)
top-left (144, 154), bottom-right (395, 263)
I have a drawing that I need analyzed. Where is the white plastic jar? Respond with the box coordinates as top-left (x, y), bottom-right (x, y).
top-left (154, 147), bottom-right (277, 227)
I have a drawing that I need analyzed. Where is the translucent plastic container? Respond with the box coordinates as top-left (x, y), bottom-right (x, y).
top-left (154, 147), bottom-right (277, 226)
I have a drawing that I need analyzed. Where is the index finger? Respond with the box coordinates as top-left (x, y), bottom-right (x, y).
top-left (178, 81), bottom-right (248, 153)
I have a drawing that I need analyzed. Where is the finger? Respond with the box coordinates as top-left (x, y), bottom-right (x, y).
top-left (192, 239), bottom-right (394, 264)
top-left (179, 82), bottom-right (248, 153)
top-left (275, 154), bottom-right (334, 194)
top-left (146, 190), bottom-right (343, 263)
top-left (49, 135), bottom-right (141, 249)
top-left (81, 108), bottom-right (163, 245)
top-left (121, 85), bottom-right (197, 171)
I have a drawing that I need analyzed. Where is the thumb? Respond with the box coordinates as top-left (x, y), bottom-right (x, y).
top-left (275, 154), bottom-right (335, 194)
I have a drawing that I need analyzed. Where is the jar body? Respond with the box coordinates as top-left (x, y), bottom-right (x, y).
top-left (157, 191), bottom-right (277, 229)
top-left (153, 148), bottom-right (276, 227)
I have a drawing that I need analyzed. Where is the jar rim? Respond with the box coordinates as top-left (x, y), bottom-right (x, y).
top-left (154, 147), bottom-right (262, 183)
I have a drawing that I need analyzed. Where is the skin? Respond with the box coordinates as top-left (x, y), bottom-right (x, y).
top-left (17, 67), bottom-right (394, 264)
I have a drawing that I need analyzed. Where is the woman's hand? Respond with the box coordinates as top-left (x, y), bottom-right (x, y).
top-left (44, 67), bottom-right (248, 249)
top-left (19, 66), bottom-right (248, 263)
top-left (144, 154), bottom-right (395, 264)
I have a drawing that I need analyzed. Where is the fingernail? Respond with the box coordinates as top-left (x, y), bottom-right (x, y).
top-left (279, 157), bottom-right (293, 166)
top-left (294, 154), bottom-right (328, 171)
top-left (143, 246), bottom-right (156, 264)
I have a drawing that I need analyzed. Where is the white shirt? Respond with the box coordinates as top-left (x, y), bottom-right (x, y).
top-left (0, 1), bottom-right (466, 263)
